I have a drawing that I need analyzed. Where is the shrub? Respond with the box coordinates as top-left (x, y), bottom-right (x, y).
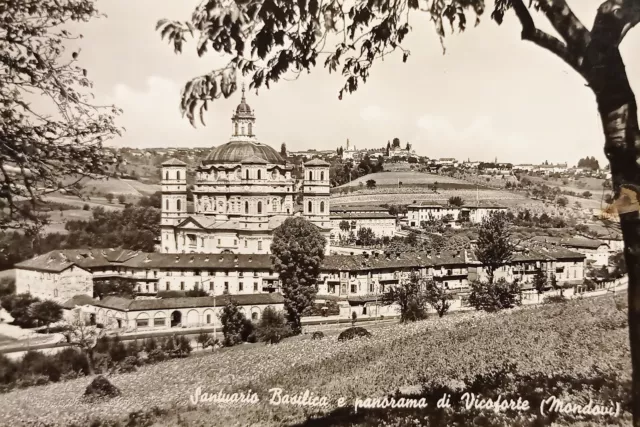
top-left (20, 350), bottom-right (61, 383)
top-left (118, 356), bottom-right (139, 373)
top-left (147, 348), bottom-right (168, 364)
top-left (219, 300), bottom-right (248, 347)
top-left (82, 204), bottom-right (90, 211)
top-left (144, 337), bottom-right (158, 352)
top-left (543, 294), bottom-right (568, 304)
top-left (55, 348), bottom-right (90, 377)
top-left (108, 337), bottom-right (128, 363)
top-left (0, 353), bottom-right (17, 387)
top-left (467, 278), bottom-right (522, 312)
top-left (240, 318), bottom-right (256, 343)
top-left (84, 375), bottom-right (121, 400)
top-left (256, 306), bottom-right (292, 344)
top-left (338, 327), bottom-right (372, 342)
top-left (311, 331), bottom-right (324, 340)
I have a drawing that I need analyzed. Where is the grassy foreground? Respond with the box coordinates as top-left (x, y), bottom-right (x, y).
top-left (0, 294), bottom-right (632, 427)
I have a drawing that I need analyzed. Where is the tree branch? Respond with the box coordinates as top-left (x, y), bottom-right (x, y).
top-left (511, 0), bottom-right (585, 76)
top-left (591, 0), bottom-right (640, 46)
top-left (537, 0), bottom-right (591, 49)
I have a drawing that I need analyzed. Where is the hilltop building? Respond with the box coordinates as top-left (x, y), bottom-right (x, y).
top-left (160, 86), bottom-right (331, 255)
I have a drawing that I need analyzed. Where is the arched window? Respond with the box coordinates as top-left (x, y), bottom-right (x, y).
top-left (241, 125), bottom-right (245, 134)
top-left (308, 201), bottom-right (312, 213)
top-left (257, 170), bottom-right (262, 180)
top-left (177, 199), bottom-right (181, 211)
top-left (308, 171), bottom-right (313, 181)
top-left (176, 171), bottom-right (181, 180)
top-left (235, 123), bottom-right (238, 135)
top-left (166, 200), bottom-right (169, 210)
top-left (320, 201), bottom-right (325, 213)
top-left (165, 171), bottom-right (169, 180)
top-left (257, 201), bottom-right (262, 214)
top-left (246, 169), bottom-right (250, 180)
top-left (321, 171), bottom-right (324, 181)
top-left (245, 201), bottom-right (249, 214)
top-left (248, 123), bottom-right (253, 135)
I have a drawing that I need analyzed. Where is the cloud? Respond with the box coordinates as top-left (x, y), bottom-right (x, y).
top-left (360, 105), bottom-right (385, 122)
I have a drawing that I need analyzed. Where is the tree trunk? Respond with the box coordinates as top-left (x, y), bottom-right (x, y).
top-left (586, 41), bottom-right (640, 425)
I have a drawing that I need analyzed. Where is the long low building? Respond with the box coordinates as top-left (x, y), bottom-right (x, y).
top-left (407, 203), bottom-right (508, 227)
top-left (15, 245), bottom-right (586, 306)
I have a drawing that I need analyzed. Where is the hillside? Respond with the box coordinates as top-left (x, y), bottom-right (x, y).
top-left (337, 171), bottom-right (473, 188)
top-left (0, 294), bottom-right (631, 427)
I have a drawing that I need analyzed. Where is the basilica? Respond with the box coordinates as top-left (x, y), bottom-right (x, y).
top-left (160, 87), bottom-right (331, 255)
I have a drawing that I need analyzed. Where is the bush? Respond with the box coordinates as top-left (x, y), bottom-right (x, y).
top-left (256, 306), bottom-right (292, 344)
top-left (0, 353), bottom-right (17, 387)
top-left (338, 327), bottom-right (372, 342)
top-left (219, 300), bottom-right (248, 347)
top-left (147, 348), bottom-right (168, 364)
top-left (543, 294), bottom-right (568, 304)
top-left (20, 350), bottom-right (61, 383)
top-left (311, 331), bottom-right (324, 340)
top-left (240, 318), bottom-right (256, 343)
top-left (118, 356), bottom-right (139, 373)
top-left (84, 375), bottom-right (121, 400)
top-left (55, 348), bottom-right (90, 378)
top-left (108, 336), bottom-right (128, 363)
top-left (467, 278), bottom-right (522, 312)
top-left (82, 204), bottom-right (90, 211)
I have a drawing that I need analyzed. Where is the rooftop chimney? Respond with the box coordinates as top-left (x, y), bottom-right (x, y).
top-left (248, 256), bottom-right (252, 262)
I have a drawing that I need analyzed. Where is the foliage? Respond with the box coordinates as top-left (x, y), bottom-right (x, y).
top-left (337, 326), bottom-right (371, 342)
top-left (94, 278), bottom-right (135, 300)
top-left (582, 191), bottom-right (593, 199)
top-left (218, 299), bottom-right (248, 347)
top-left (63, 312), bottom-right (110, 374)
top-left (29, 300), bottom-right (63, 332)
top-left (356, 227), bottom-right (376, 246)
top-left (137, 191), bottom-right (162, 209)
top-left (256, 306), bottom-right (291, 344)
top-left (448, 196), bottom-right (464, 207)
top-left (84, 375), bottom-right (121, 400)
top-left (351, 311), bottom-right (357, 327)
top-left (185, 285), bottom-right (208, 297)
top-left (338, 220), bottom-right (350, 232)
top-left (475, 211), bottom-right (515, 284)
top-left (532, 269), bottom-right (547, 297)
top-left (382, 273), bottom-right (427, 323)
top-left (423, 280), bottom-right (454, 317)
top-left (612, 251), bottom-right (627, 278)
top-left (365, 179), bottom-right (376, 189)
top-left (467, 278), bottom-right (522, 312)
top-left (0, 0), bottom-right (122, 232)
top-left (311, 331), bottom-right (324, 340)
top-left (0, 292), bottom-right (40, 327)
top-left (556, 196), bottom-right (568, 208)
top-left (577, 156), bottom-right (600, 171)
top-left (271, 217), bottom-right (326, 334)
top-left (0, 277), bottom-right (15, 298)
top-left (543, 294), bottom-right (568, 304)
top-left (105, 193), bottom-right (114, 203)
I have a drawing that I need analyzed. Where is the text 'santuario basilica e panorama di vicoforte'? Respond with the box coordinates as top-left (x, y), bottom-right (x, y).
top-left (160, 86), bottom-right (331, 255)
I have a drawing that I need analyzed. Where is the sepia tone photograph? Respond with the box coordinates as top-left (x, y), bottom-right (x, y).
top-left (0, 0), bottom-right (639, 426)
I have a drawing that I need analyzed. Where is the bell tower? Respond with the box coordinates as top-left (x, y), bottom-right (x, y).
top-left (161, 158), bottom-right (188, 253)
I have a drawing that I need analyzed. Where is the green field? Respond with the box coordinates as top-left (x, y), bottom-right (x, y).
top-left (0, 294), bottom-right (631, 427)
top-left (338, 171), bottom-right (473, 188)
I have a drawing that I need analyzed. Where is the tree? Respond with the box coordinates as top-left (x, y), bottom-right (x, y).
top-left (582, 191), bottom-right (593, 199)
top-left (159, 1), bottom-right (640, 418)
top-left (339, 220), bottom-right (351, 233)
top-left (117, 195), bottom-right (126, 204)
top-left (0, 292), bottom-right (40, 327)
top-left (30, 300), bottom-right (63, 333)
top-left (533, 269), bottom-right (548, 300)
top-left (475, 212), bottom-right (515, 285)
top-left (357, 227), bottom-right (376, 246)
top-left (612, 251), bottom-right (628, 278)
top-left (468, 278), bottom-right (522, 312)
top-left (557, 196), bottom-right (569, 208)
top-left (351, 311), bottom-right (357, 327)
top-left (271, 217), bottom-right (326, 334)
top-left (256, 306), bottom-right (291, 344)
top-left (448, 196), bottom-right (464, 207)
top-left (382, 273), bottom-right (427, 323)
top-left (424, 280), bottom-right (454, 318)
top-left (63, 312), bottom-right (110, 374)
top-left (280, 142), bottom-right (287, 158)
top-left (0, 1), bottom-right (121, 233)
top-left (105, 193), bottom-right (114, 204)
top-left (93, 278), bottom-right (135, 300)
top-left (366, 179), bottom-right (377, 189)
top-left (218, 299), bottom-right (247, 347)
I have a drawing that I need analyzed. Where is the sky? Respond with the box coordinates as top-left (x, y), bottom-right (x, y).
top-left (58, 0), bottom-right (640, 165)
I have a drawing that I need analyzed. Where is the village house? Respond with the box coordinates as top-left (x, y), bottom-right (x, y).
top-left (529, 236), bottom-right (610, 267)
top-left (329, 206), bottom-right (397, 241)
top-left (407, 203), bottom-right (508, 227)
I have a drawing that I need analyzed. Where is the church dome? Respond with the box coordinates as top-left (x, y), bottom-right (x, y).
top-left (203, 141), bottom-right (284, 165)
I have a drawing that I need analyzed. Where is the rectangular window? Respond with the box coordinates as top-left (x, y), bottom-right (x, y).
top-left (351, 285), bottom-right (357, 293)
top-left (253, 271), bottom-right (258, 277)
top-left (239, 271), bottom-right (244, 277)
top-left (209, 282), bottom-right (213, 291)
top-left (165, 281), bottom-right (170, 290)
top-left (239, 282), bottom-right (244, 291)
top-left (180, 282), bottom-right (185, 290)
top-left (153, 271), bottom-right (158, 278)
top-left (225, 270), bottom-right (229, 276)
top-left (218, 239), bottom-right (221, 245)
top-left (136, 319), bottom-right (149, 328)
top-left (254, 282), bottom-right (258, 292)
top-left (194, 270), bottom-right (201, 276)
top-left (154, 317), bottom-right (165, 327)
top-left (234, 240), bottom-right (237, 246)
top-left (224, 282), bottom-right (229, 293)
top-left (258, 241), bottom-right (262, 250)
top-left (245, 240), bottom-right (248, 248)
top-left (153, 283), bottom-right (157, 292)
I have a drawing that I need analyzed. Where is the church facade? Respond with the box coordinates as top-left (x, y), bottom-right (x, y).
top-left (160, 87), bottom-right (331, 255)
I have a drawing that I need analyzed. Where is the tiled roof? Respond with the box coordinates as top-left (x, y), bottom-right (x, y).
top-left (94, 293), bottom-right (284, 311)
top-left (62, 294), bottom-right (96, 309)
top-left (529, 236), bottom-right (606, 250)
top-left (330, 213), bottom-right (395, 220)
top-left (240, 155), bottom-right (268, 164)
top-left (304, 158), bottom-right (330, 167)
top-left (122, 253), bottom-right (274, 270)
top-left (162, 158), bottom-right (187, 166)
top-left (331, 206), bottom-right (389, 213)
top-left (14, 250), bottom-right (94, 273)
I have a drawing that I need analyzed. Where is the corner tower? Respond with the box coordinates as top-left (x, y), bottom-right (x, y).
top-left (302, 158), bottom-right (330, 230)
top-left (161, 158), bottom-right (188, 253)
